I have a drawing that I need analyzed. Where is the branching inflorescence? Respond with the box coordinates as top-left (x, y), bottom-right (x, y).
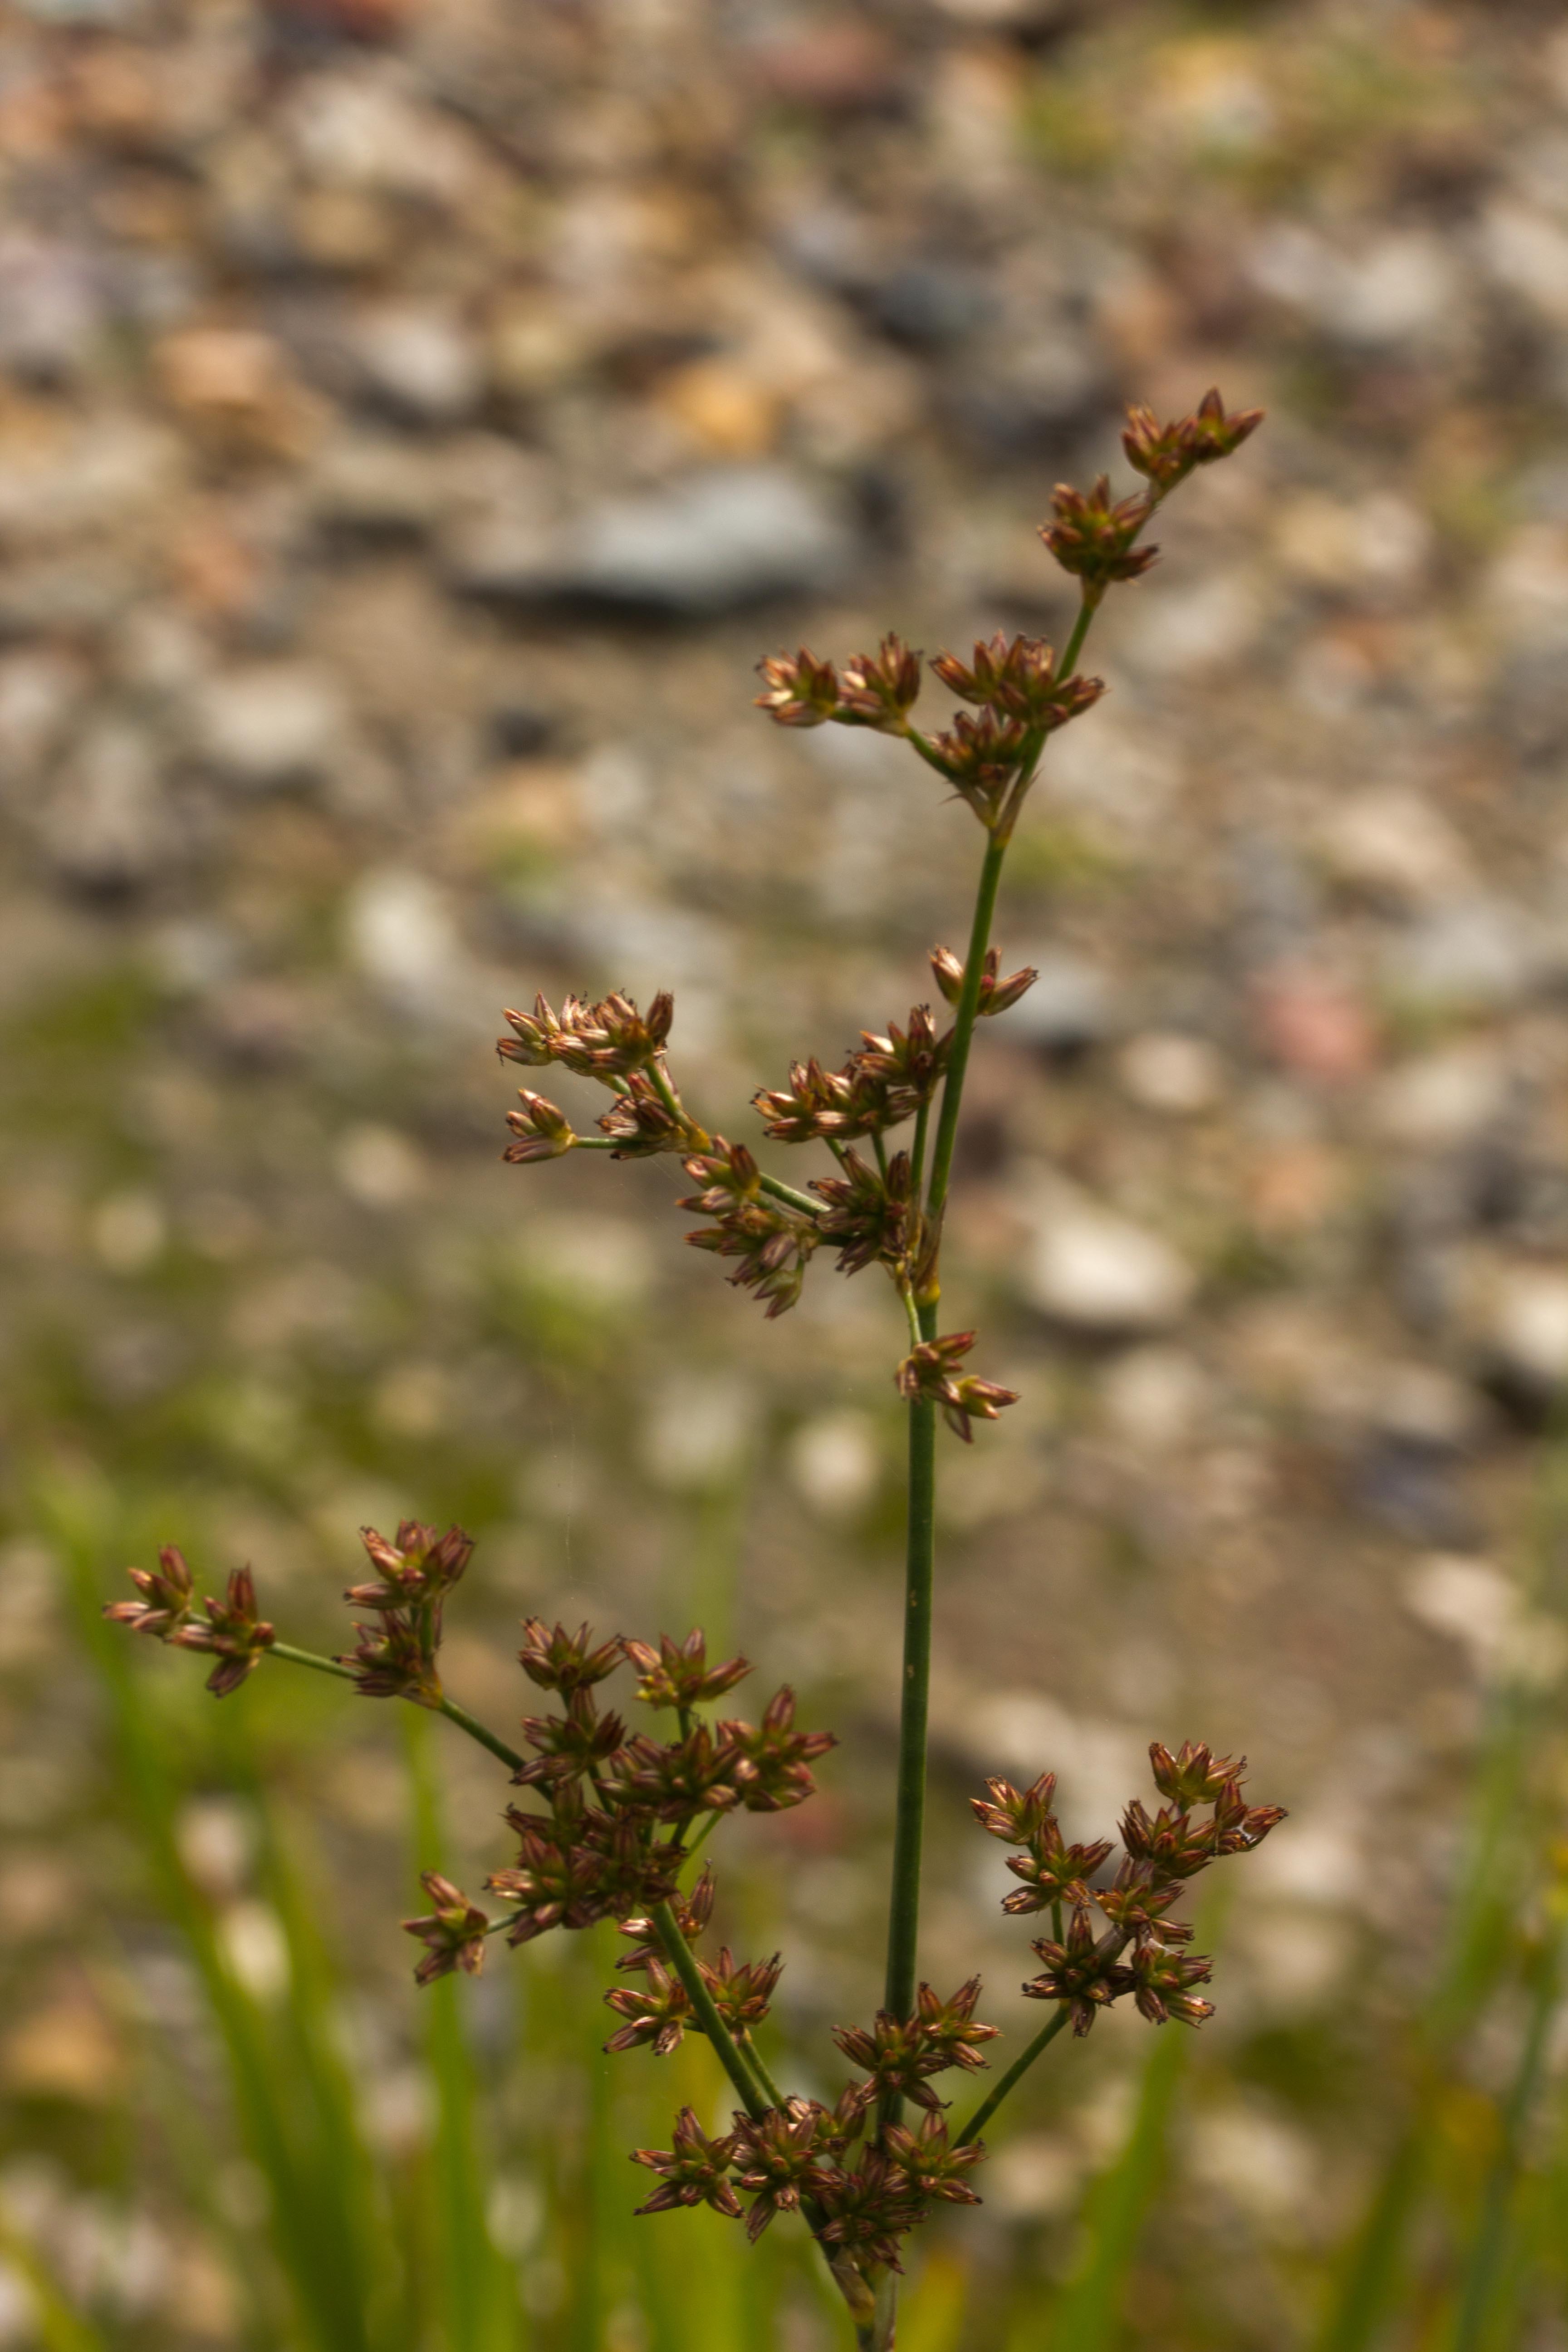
top-left (108, 389), bottom-right (1280, 2350)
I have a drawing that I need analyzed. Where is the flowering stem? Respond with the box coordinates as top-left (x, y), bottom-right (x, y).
top-left (266, 1642), bottom-right (528, 1773)
top-left (270, 1639), bottom-right (357, 1682)
top-left (650, 1901), bottom-right (769, 2118)
top-left (736, 2031), bottom-right (789, 2112)
top-left (922, 833), bottom-right (1007, 1232)
top-left (909, 1098), bottom-right (930, 1198)
top-left (434, 1696), bottom-right (527, 1774)
top-left (755, 1170), bottom-right (822, 1219)
top-left (951, 2004), bottom-right (1071, 2145)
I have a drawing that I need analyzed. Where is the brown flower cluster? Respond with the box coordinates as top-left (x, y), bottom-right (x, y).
top-left (497, 989), bottom-right (710, 1166)
top-left (336, 1519), bottom-right (473, 1704)
top-left (895, 1330), bottom-right (1019, 1443)
top-left (484, 1623), bottom-right (833, 1955)
top-left (976, 1744), bottom-right (1286, 2037)
top-left (678, 1139), bottom-right (820, 1318)
top-left (633, 2094), bottom-right (985, 2269)
top-left (105, 1548), bottom-right (275, 1697)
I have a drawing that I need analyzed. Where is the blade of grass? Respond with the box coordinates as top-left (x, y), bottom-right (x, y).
top-left (403, 1708), bottom-right (524, 2352)
top-left (0, 2204), bottom-right (109, 2352)
top-left (46, 1475), bottom-right (383, 2352)
top-left (1447, 1901), bottom-right (1566, 2352)
top-left (897, 2251), bottom-right (969, 2352)
top-left (1041, 2016), bottom-right (1191, 2352)
top-left (1314, 1461), bottom-right (1568, 2352)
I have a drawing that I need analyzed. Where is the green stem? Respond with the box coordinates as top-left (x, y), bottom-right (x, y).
top-left (270, 1640), bottom-right (357, 1683)
top-left (650, 1902), bottom-right (769, 2119)
top-left (1449, 1920), bottom-right (1564, 2352)
top-left (1056, 592), bottom-right (1095, 683)
top-left (882, 1384), bottom-right (937, 2061)
top-left (909, 1098), bottom-right (930, 1198)
top-left (922, 834), bottom-right (1008, 1231)
top-left (435, 1695), bottom-right (527, 1774)
top-left (267, 1642), bottom-right (527, 1773)
top-left (755, 1170), bottom-right (823, 1220)
top-left (737, 2032), bottom-right (790, 2112)
top-left (952, 2005), bottom-right (1071, 2145)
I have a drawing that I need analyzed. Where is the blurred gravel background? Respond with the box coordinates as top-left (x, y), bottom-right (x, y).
top-left (7, 0), bottom-right (1568, 2341)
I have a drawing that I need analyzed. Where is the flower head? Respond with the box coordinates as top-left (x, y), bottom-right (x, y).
top-left (402, 1872), bottom-right (489, 1987)
top-left (631, 2107), bottom-right (742, 2218)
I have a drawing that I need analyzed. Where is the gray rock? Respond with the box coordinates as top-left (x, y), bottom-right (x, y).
top-left (1004, 950), bottom-right (1115, 1055)
top-left (39, 721), bottom-right (171, 893)
top-left (1382, 897), bottom-right (1546, 1014)
top-left (0, 236), bottom-right (103, 384)
top-left (1016, 1182), bottom-right (1197, 1335)
top-left (353, 307), bottom-right (484, 426)
top-left (189, 665), bottom-right (348, 790)
top-left (453, 466), bottom-right (858, 617)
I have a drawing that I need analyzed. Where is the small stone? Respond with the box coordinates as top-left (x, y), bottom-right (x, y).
top-left (153, 328), bottom-right (318, 456)
top-left (1099, 1346), bottom-right (1208, 1449)
top-left (0, 233), bottom-right (104, 383)
top-left (1019, 1186), bottom-right (1196, 1334)
top-left (190, 665), bottom-right (348, 789)
top-left (353, 304), bottom-right (483, 425)
top-left (306, 431), bottom-right (451, 536)
top-left (1314, 789), bottom-right (1468, 910)
top-left (788, 1411), bottom-right (880, 1518)
top-left (1383, 898), bottom-right (1545, 1015)
top-left (655, 359), bottom-right (781, 458)
top-left (1251, 964), bottom-right (1377, 1083)
top-left (1477, 1263), bottom-right (1568, 1392)
top-left (1374, 1044), bottom-right (1512, 1149)
top-left (39, 719), bottom-right (171, 893)
top-left (455, 466), bottom-right (856, 617)
top-left (1274, 495), bottom-right (1433, 596)
top-left (745, 20), bottom-right (903, 111)
top-left (1117, 1031), bottom-right (1225, 1115)
top-left (1004, 950), bottom-right (1114, 1056)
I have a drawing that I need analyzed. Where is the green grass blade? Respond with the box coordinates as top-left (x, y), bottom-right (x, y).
top-left (897, 2251), bottom-right (969, 2352)
top-left (1041, 2019), bottom-right (1189, 2352)
top-left (0, 2203), bottom-right (109, 2352)
top-left (46, 1477), bottom-right (381, 2352)
top-left (1447, 1913), bottom-right (1564, 2352)
top-left (403, 1709), bottom-right (524, 2352)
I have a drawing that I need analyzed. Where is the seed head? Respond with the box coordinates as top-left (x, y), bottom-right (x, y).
top-left (755, 647), bottom-right (843, 727)
top-left (895, 1331), bottom-right (1019, 1443)
top-left (1038, 476), bottom-right (1158, 596)
top-left (104, 1545), bottom-right (196, 1641)
top-left (631, 2107), bottom-right (742, 2218)
top-left (167, 1566), bottom-right (276, 1698)
top-left (837, 633), bottom-right (922, 730)
top-left (1122, 387), bottom-right (1264, 492)
top-left (518, 1618), bottom-right (624, 1694)
top-left (344, 1520), bottom-right (473, 1612)
top-left (504, 1088), bottom-right (575, 1163)
top-left (402, 1872), bottom-right (490, 1987)
top-left (622, 1628), bottom-right (753, 1710)
top-left (930, 944), bottom-right (1038, 1018)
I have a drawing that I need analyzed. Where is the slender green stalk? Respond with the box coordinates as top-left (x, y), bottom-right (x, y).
top-left (755, 1169), bottom-right (822, 1219)
top-left (882, 1385), bottom-right (937, 2048)
top-left (953, 2007), bottom-right (1071, 2145)
top-left (434, 1694), bottom-right (527, 1774)
top-left (271, 1640), bottom-right (358, 1683)
top-left (269, 1642), bottom-right (529, 1774)
top-left (651, 1902), bottom-right (769, 2118)
top-left (922, 834), bottom-right (1008, 1234)
top-left (737, 2033), bottom-right (790, 2113)
top-left (1450, 1916), bottom-right (1565, 2352)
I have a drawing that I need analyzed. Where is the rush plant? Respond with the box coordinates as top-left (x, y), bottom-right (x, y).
top-left (108, 389), bottom-right (1282, 2349)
